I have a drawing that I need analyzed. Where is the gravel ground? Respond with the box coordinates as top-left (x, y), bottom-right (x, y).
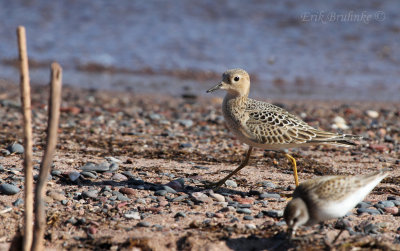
top-left (0, 81), bottom-right (399, 250)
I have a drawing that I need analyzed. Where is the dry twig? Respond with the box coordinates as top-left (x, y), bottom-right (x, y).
top-left (17, 25), bottom-right (33, 251)
top-left (31, 63), bottom-right (62, 251)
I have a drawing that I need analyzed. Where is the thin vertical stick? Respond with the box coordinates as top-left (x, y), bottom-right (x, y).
top-left (17, 26), bottom-right (33, 251)
top-left (31, 63), bottom-right (62, 251)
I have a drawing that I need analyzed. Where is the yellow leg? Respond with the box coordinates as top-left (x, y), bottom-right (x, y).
top-left (284, 153), bottom-right (299, 186)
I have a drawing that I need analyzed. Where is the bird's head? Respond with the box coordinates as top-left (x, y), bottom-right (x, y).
top-left (284, 198), bottom-right (310, 237)
top-left (207, 68), bottom-right (250, 97)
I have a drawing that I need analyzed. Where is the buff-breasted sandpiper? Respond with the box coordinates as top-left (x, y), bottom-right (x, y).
top-left (284, 169), bottom-right (388, 238)
top-left (206, 68), bottom-right (361, 188)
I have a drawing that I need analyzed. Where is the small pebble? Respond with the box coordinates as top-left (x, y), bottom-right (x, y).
top-left (88, 226), bottom-right (97, 235)
top-left (225, 180), bottom-right (237, 188)
top-left (366, 110), bottom-right (379, 118)
top-left (81, 162), bottom-right (110, 172)
top-left (332, 116), bottom-right (349, 130)
top-left (108, 163), bottom-right (119, 172)
top-left (178, 119), bottom-right (193, 128)
top-left (80, 171), bottom-right (97, 179)
top-left (192, 192), bottom-right (212, 203)
top-left (13, 198), bottom-right (24, 206)
top-left (363, 223), bottom-right (380, 234)
top-left (374, 200), bottom-right (395, 208)
top-left (0, 184), bottom-right (20, 195)
top-left (384, 207), bottom-right (399, 215)
top-left (50, 170), bottom-right (62, 176)
top-left (155, 190), bottom-right (168, 196)
top-left (172, 194), bottom-right (189, 202)
top-left (260, 181), bottom-right (277, 189)
top-left (7, 142), bottom-right (24, 154)
top-left (356, 201), bottom-right (371, 208)
top-left (112, 173), bottom-right (128, 181)
top-left (161, 185), bottom-right (177, 194)
top-left (174, 212), bottom-right (186, 218)
top-left (68, 171), bottom-right (80, 182)
top-left (137, 221), bottom-right (150, 227)
top-left (210, 193), bottom-right (225, 202)
top-left (119, 187), bottom-right (135, 196)
top-left (243, 215), bottom-right (254, 220)
top-left (105, 156), bottom-right (121, 163)
top-left (117, 194), bottom-right (130, 201)
top-left (245, 224), bottom-right (256, 230)
top-left (264, 210), bottom-right (283, 218)
top-left (135, 198), bottom-right (146, 204)
top-left (82, 190), bottom-right (98, 199)
top-left (236, 208), bottom-right (252, 214)
top-left (357, 208), bottom-right (381, 215)
top-left (124, 212), bottom-right (140, 220)
top-left (259, 193), bottom-right (280, 199)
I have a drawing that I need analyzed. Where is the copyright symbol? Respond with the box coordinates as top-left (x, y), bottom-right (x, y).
top-left (375, 11), bottom-right (385, 22)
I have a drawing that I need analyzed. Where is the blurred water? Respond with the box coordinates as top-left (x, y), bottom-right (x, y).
top-left (0, 0), bottom-right (399, 100)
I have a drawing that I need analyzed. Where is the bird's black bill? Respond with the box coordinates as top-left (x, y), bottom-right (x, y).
top-left (206, 82), bottom-right (223, 93)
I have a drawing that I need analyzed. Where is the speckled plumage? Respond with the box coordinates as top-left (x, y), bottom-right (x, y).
top-left (222, 88), bottom-right (360, 150)
top-left (206, 68), bottom-right (361, 188)
top-left (284, 170), bottom-right (389, 232)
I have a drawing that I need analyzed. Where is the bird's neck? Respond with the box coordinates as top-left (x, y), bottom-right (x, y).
top-left (223, 92), bottom-right (248, 110)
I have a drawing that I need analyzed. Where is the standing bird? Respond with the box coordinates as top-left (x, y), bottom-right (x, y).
top-left (206, 68), bottom-right (361, 188)
top-left (284, 170), bottom-right (389, 236)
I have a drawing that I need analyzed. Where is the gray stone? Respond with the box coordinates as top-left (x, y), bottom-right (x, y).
top-left (243, 215), bottom-right (254, 220)
top-left (7, 142), bottom-right (24, 154)
top-left (260, 181), bottom-right (277, 189)
top-left (0, 184), bottom-right (20, 195)
top-left (225, 180), bottom-right (237, 188)
top-left (117, 194), bottom-right (130, 201)
top-left (259, 193), bottom-right (280, 199)
top-left (82, 190), bottom-right (98, 199)
top-left (112, 173), bottom-right (128, 181)
top-left (155, 190), bottom-right (168, 196)
top-left (137, 221), bottom-right (150, 227)
top-left (356, 201), bottom-right (371, 208)
top-left (374, 200), bottom-right (395, 208)
top-left (236, 208), bottom-right (252, 214)
top-left (392, 200), bottom-right (400, 206)
top-left (80, 162), bottom-right (110, 172)
top-left (191, 192), bottom-right (212, 203)
top-left (363, 223), bottom-right (379, 234)
top-left (178, 119), bottom-right (194, 128)
top-left (357, 208), bottom-right (381, 215)
top-left (161, 185), bottom-right (177, 194)
top-left (105, 156), bottom-right (121, 163)
top-left (245, 224), bottom-right (256, 230)
top-left (135, 198), bottom-right (146, 204)
top-left (238, 204), bottom-right (252, 208)
top-left (124, 212), bottom-right (140, 220)
top-left (50, 170), bottom-right (62, 176)
top-left (210, 193), bottom-right (225, 202)
top-left (172, 194), bottom-right (189, 202)
top-left (67, 217), bottom-right (77, 225)
top-left (80, 171), bottom-right (97, 179)
top-left (174, 212), bottom-right (186, 218)
top-left (13, 198), bottom-right (24, 206)
top-left (68, 171), bottom-right (80, 182)
top-left (264, 210), bottom-right (283, 218)
top-left (122, 171), bottom-right (136, 179)
top-left (108, 163), bottom-right (119, 172)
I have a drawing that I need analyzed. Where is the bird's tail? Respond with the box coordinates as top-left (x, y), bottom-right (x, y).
top-left (308, 133), bottom-right (362, 147)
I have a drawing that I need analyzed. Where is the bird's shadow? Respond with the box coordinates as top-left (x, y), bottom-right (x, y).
top-left (57, 174), bottom-right (248, 197)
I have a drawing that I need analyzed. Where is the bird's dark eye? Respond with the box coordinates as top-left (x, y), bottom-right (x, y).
top-left (234, 76), bottom-right (240, 82)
